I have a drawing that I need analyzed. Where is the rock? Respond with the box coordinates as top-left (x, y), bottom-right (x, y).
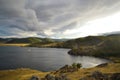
top-left (80, 71), bottom-right (120, 80)
top-left (91, 71), bottom-right (108, 80)
top-left (30, 75), bottom-right (40, 80)
top-left (45, 74), bottom-right (55, 80)
top-left (55, 76), bottom-right (62, 80)
top-left (96, 63), bottom-right (108, 67)
top-left (44, 74), bottom-right (70, 80)
top-left (80, 71), bottom-right (108, 80)
top-left (55, 74), bottom-right (70, 80)
top-left (110, 73), bottom-right (120, 80)
top-left (60, 65), bottom-right (69, 70)
top-left (58, 63), bottom-right (81, 73)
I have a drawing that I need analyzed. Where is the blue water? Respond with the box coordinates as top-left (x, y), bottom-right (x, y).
top-left (0, 46), bottom-right (108, 71)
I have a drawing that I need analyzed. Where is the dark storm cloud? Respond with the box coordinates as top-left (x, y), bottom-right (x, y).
top-left (0, 0), bottom-right (26, 18)
top-left (0, 0), bottom-right (120, 38)
top-left (53, 22), bottom-right (77, 33)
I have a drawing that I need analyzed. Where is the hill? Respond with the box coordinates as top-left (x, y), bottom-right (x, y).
top-left (0, 33), bottom-right (120, 80)
top-left (0, 37), bottom-right (68, 46)
top-left (66, 35), bottom-right (120, 58)
top-left (0, 58), bottom-right (120, 80)
top-left (6, 37), bottom-right (42, 43)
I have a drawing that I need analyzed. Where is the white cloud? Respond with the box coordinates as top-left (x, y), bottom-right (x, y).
top-left (44, 29), bottom-right (55, 36)
top-left (0, 0), bottom-right (120, 38)
top-left (62, 12), bottom-right (120, 38)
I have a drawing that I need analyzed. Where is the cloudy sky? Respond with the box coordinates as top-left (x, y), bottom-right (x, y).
top-left (0, 0), bottom-right (120, 38)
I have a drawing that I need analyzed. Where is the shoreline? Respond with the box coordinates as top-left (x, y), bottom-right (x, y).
top-left (0, 43), bottom-right (30, 47)
top-left (0, 44), bottom-right (119, 80)
top-left (0, 60), bottom-right (119, 80)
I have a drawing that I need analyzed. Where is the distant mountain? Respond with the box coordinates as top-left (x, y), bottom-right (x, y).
top-left (6, 37), bottom-right (42, 43)
top-left (0, 38), bottom-right (12, 43)
top-left (53, 39), bottom-right (69, 42)
top-left (23, 32), bottom-right (120, 48)
top-left (0, 37), bottom-right (69, 44)
top-left (103, 31), bottom-right (120, 36)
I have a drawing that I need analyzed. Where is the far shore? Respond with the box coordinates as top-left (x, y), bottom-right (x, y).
top-left (0, 43), bottom-right (30, 47)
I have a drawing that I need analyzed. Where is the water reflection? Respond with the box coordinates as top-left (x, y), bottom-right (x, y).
top-left (0, 46), bottom-right (109, 71)
top-left (67, 56), bottom-right (108, 68)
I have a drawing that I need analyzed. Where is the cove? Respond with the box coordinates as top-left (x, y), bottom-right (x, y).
top-left (0, 46), bottom-right (109, 71)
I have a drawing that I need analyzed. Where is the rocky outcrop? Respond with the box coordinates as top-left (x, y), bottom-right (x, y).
top-left (80, 71), bottom-right (120, 80)
top-left (30, 76), bottom-right (40, 80)
top-left (91, 71), bottom-right (108, 80)
top-left (45, 74), bottom-right (55, 80)
top-left (110, 73), bottom-right (120, 80)
top-left (54, 63), bottom-right (82, 73)
top-left (96, 63), bottom-right (108, 67)
top-left (68, 47), bottom-right (94, 56)
top-left (43, 74), bottom-right (70, 80)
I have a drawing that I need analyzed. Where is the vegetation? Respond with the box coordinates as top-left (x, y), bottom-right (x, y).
top-left (0, 60), bottom-right (120, 80)
top-left (0, 43), bottom-right (29, 47)
top-left (0, 37), bottom-right (68, 47)
top-left (93, 37), bottom-right (120, 57)
top-left (65, 35), bottom-right (120, 58)
top-left (0, 33), bottom-right (120, 80)
top-left (72, 63), bottom-right (82, 69)
top-left (0, 68), bottom-right (49, 80)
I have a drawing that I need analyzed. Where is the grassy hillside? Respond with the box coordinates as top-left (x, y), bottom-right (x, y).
top-left (0, 35), bottom-right (120, 80)
top-left (0, 37), bottom-right (68, 45)
top-left (1, 34), bottom-right (119, 58)
top-left (60, 36), bottom-right (105, 48)
top-left (0, 59), bottom-right (120, 80)
top-left (67, 35), bottom-right (120, 58)
top-left (0, 34), bottom-right (120, 80)
top-left (6, 37), bottom-right (43, 44)
top-left (0, 68), bottom-right (49, 80)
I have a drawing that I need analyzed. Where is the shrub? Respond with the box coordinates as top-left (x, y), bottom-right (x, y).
top-left (72, 63), bottom-right (82, 69)
top-left (77, 63), bottom-right (82, 68)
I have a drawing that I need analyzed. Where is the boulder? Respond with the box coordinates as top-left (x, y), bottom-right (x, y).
top-left (30, 75), bottom-right (40, 80)
top-left (110, 73), bottom-right (120, 80)
top-left (80, 71), bottom-right (120, 80)
top-left (96, 63), bottom-right (108, 67)
top-left (45, 74), bottom-right (55, 80)
top-left (91, 71), bottom-right (108, 80)
top-left (44, 74), bottom-right (70, 80)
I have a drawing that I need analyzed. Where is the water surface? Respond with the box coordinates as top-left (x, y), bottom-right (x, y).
top-left (0, 46), bottom-right (108, 71)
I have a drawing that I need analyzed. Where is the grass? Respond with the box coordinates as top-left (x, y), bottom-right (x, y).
top-left (0, 35), bottom-right (119, 80)
top-left (0, 57), bottom-right (119, 80)
top-left (67, 62), bottom-right (120, 80)
top-left (0, 68), bottom-right (49, 80)
top-left (0, 43), bottom-right (29, 47)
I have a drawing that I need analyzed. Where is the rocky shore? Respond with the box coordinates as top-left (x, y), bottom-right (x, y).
top-left (0, 60), bottom-right (120, 80)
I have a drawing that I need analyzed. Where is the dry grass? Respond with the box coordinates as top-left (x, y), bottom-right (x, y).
top-left (66, 62), bottom-right (120, 80)
top-left (41, 43), bottom-right (58, 47)
top-left (0, 68), bottom-right (49, 80)
top-left (0, 43), bottom-right (29, 47)
top-left (0, 62), bottom-right (120, 80)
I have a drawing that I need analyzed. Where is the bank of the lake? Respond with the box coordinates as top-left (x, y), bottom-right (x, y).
top-left (0, 46), bottom-right (109, 71)
top-left (0, 46), bottom-right (119, 80)
top-left (0, 43), bottom-right (29, 47)
top-left (0, 58), bottom-right (119, 80)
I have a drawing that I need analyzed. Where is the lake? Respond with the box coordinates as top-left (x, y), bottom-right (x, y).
top-left (0, 46), bottom-right (109, 71)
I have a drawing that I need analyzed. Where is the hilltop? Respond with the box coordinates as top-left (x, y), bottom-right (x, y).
top-left (0, 37), bottom-right (68, 47)
top-left (65, 35), bottom-right (120, 58)
top-left (0, 33), bottom-right (120, 80)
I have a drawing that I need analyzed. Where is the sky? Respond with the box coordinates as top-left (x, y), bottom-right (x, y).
top-left (0, 0), bottom-right (120, 39)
